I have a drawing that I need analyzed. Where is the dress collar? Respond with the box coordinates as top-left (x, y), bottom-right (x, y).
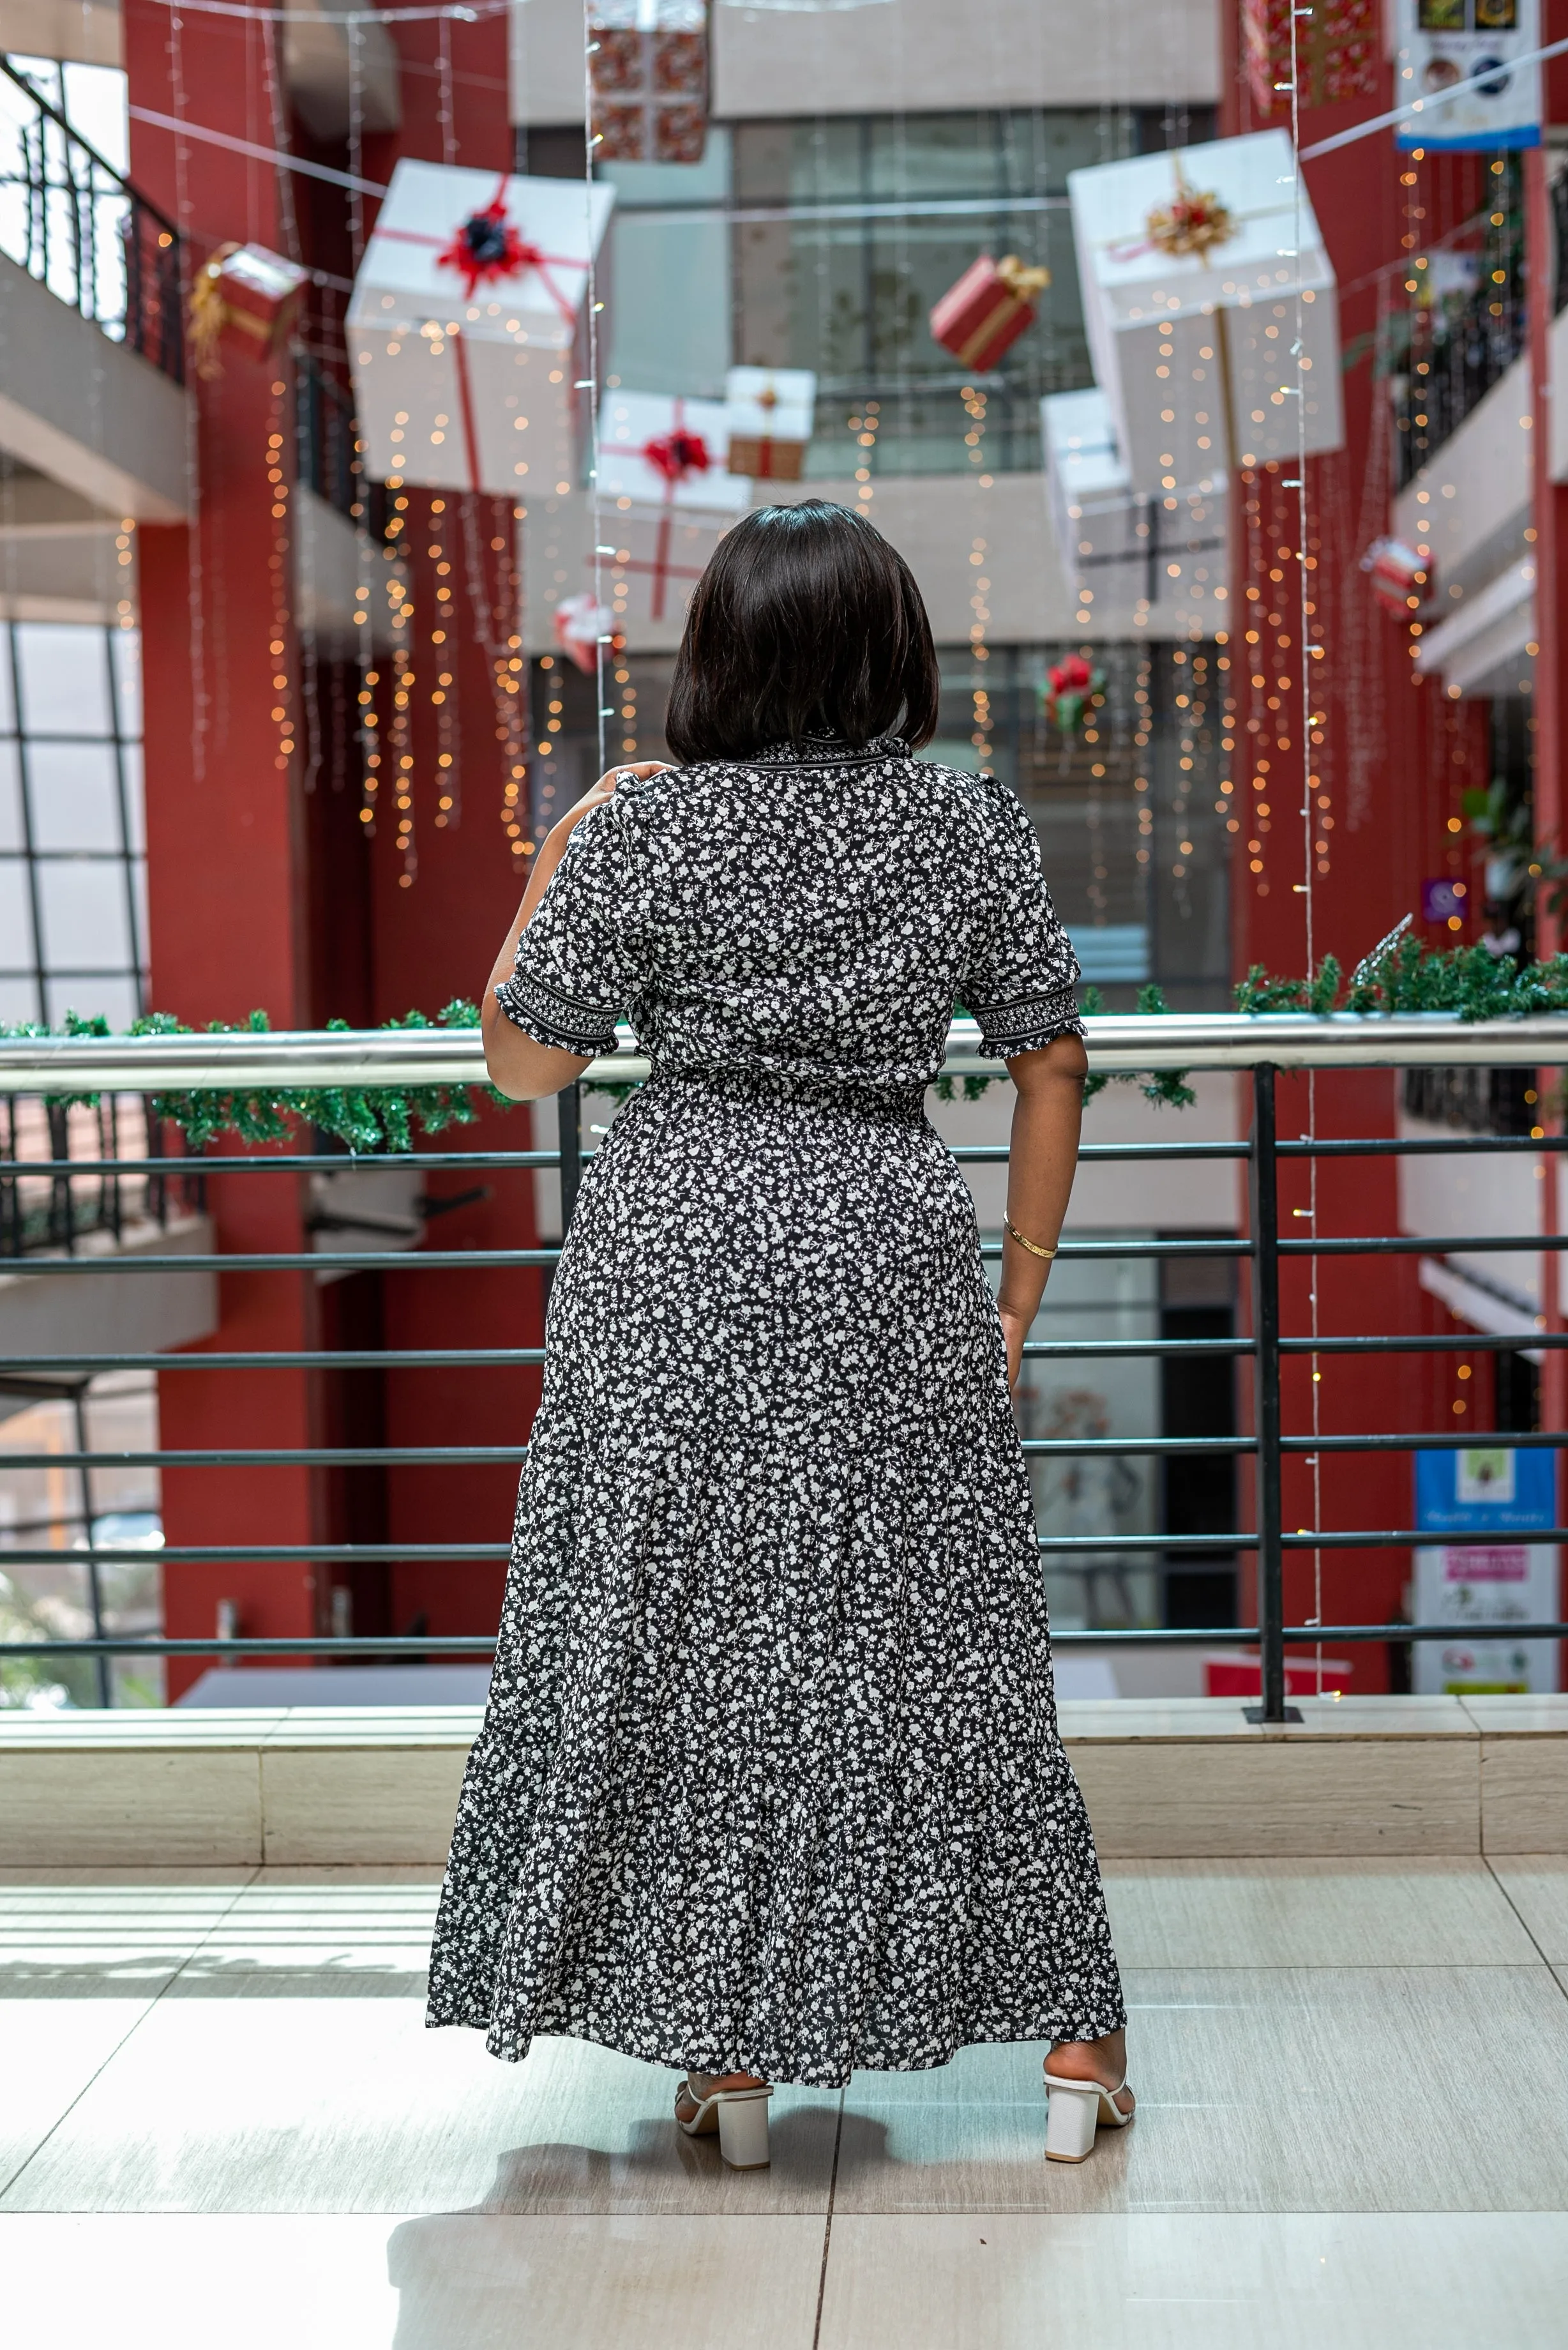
top-left (746, 732), bottom-right (908, 770)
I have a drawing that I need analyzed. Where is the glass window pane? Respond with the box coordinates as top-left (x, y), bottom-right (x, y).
top-left (607, 214), bottom-right (731, 396)
top-left (130, 856), bottom-right (147, 975)
top-left (26, 741), bottom-right (123, 851)
top-left (36, 860), bottom-right (132, 969)
top-left (46, 970), bottom-right (138, 1029)
top-left (120, 741), bottom-right (145, 855)
top-left (0, 627), bottom-right (15, 735)
top-left (601, 128), bottom-right (730, 209)
top-left (0, 972), bottom-right (41, 1023)
top-left (0, 857), bottom-right (36, 969)
top-left (0, 739), bottom-right (22, 849)
top-left (16, 623), bottom-right (112, 737)
top-left (110, 628), bottom-right (142, 739)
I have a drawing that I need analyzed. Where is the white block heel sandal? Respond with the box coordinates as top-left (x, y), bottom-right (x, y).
top-left (1043, 2064), bottom-right (1135, 2164)
top-left (675, 2073), bottom-right (774, 2169)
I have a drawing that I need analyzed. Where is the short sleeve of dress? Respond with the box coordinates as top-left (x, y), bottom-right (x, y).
top-left (961, 783), bottom-right (1085, 1059)
top-left (495, 800), bottom-right (641, 1056)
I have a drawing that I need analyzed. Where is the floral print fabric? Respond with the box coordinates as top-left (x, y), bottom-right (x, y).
top-left (425, 737), bottom-right (1126, 2084)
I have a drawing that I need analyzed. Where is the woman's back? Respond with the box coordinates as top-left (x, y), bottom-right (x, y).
top-left (504, 735), bottom-right (1082, 1088)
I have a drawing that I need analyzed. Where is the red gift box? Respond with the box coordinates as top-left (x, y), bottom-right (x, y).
top-left (1242, 0), bottom-right (1378, 118)
top-left (928, 254), bottom-right (1050, 373)
top-left (591, 2), bottom-right (708, 164)
top-left (190, 241), bottom-right (309, 379)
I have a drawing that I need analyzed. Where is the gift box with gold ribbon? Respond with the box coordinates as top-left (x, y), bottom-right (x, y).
top-left (724, 367), bottom-right (815, 481)
top-left (590, 0), bottom-right (708, 164)
top-left (928, 254), bottom-right (1050, 373)
top-left (1242, 0), bottom-right (1379, 119)
top-left (189, 243), bottom-right (310, 380)
top-left (1067, 130), bottom-right (1343, 494)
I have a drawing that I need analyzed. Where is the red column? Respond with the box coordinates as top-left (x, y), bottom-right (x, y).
top-left (125, 1), bottom-right (320, 1692)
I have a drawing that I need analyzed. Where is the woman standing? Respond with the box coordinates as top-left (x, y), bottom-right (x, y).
top-left (426, 502), bottom-right (1131, 2169)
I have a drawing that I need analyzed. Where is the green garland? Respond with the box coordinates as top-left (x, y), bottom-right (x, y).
top-left (0, 1001), bottom-right (511, 1155)
top-left (5, 939), bottom-right (1566, 1151)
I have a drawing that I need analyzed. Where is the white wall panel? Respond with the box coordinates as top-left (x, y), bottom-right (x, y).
top-left (513, 0), bottom-right (1221, 126)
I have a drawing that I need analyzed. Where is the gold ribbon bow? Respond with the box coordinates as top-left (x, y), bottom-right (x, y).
top-left (1145, 164), bottom-right (1236, 262)
top-left (188, 243), bottom-right (275, 380)
top-left (995, 254), bottom-right (1052, 301)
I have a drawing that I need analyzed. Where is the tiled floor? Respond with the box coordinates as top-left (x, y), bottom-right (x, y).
top-left (3, 1860), bottom-right (1567, 2347)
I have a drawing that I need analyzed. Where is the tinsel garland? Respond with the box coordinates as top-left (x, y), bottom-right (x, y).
top-left (5, 939), bottom-right (1567, 1149)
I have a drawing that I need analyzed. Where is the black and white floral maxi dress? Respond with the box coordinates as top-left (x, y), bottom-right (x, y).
top-left (426, 734), bottom-right (1126, 2087)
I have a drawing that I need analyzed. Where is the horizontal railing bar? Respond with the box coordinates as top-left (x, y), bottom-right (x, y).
top-left (6, 1620), bottom-right (1565, 1662)
top-left (0, 1251), bottom-right (562, 1273)
top-left (1278, 1331), bottom-right (1565, 1352)
top-left (0, 1152), bottom-right (561, 1175)
top-left (0, 1447), bottom-right (530, 1469)
top-left (1, 1429), bottom-right (1552, 1473)
top-left (6, 1012), bottom-right (1568, 1095)
top-left (1277, 1135), bottom-right (1568, 1155)
top-left (6, 1133), bottom-right (1562, 1174)
top-left (1279, 1233), bottom-right (1568, 1256)
top-left (0, 1351), bottom-right (547, 1374)
top-left (8, 1522), bottom-right (1558, 1568)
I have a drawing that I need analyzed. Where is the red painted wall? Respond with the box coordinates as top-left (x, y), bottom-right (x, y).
top-left (123, 0), bottom-right (543, 1689)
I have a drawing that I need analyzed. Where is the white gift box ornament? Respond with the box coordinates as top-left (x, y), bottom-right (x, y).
top-left (1067, 129), bottom-right (1343, 492)
top-left (347, 160), bottom-right (614, 496)
top-left (1041, 388), bottom-right (1228, 637)
top-left (596, 391), bottom-right (750, 624)
top-left (724, 366), bottom-right (815, 481)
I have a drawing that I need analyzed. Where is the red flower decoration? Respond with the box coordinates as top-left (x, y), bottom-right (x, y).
top-left (642, 429), bottom-right (711, 483)
top-left (437, 199), bottom-right (534, 297)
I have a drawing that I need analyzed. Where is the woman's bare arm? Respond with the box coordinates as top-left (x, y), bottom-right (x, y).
top-left (996, 1029), bottom-right (1089, 1389)
top-left (482, 760), bottom-right (668, 1102)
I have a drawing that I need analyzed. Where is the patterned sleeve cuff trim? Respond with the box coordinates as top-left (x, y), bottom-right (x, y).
top-left (971, 986), bottom-right (1086, 1059)
top-left (495, 971), bottom-right (622, 1057)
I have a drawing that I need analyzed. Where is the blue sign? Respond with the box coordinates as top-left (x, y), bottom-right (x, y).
top-left (1415, 1446), bottom-right (1557, 1536)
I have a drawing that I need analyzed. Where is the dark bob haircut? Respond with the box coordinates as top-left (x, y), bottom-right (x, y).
top-left (663, 500), bottom-right (940, 762)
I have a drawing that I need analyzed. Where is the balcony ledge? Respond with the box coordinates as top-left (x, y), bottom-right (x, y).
top-left (1, 1695), bottom-right (1561, 1867)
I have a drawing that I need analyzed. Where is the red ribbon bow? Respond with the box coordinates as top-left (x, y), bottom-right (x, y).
top-left (1049, 655), bottom-right (1094, 697)
top-left (641, 429), bottom-right (711, 484)
top-left (436, 199), bottom-right (535, 297)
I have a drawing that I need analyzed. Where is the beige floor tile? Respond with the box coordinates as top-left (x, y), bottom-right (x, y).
top-left (0, 1981), bottom-right (168, 2192)
top-left (181, 1870), bottom-right (444, 1975)
top-left (0, 1978), bottom-right (840, 2216)
top-left (1102, 1858), bottom-right (1538, 1969)
top-left (1488, 1857), bottom-right (1568, 1962)
top-left (0, 1873), bottom-right (256, 1973)
top-left (817, 2213), bottom-right (1568, 2350)
top-left (830, 1964), bottom-right (1568, 2214)
top-left (0, 2211), bottom-right (826, 2350)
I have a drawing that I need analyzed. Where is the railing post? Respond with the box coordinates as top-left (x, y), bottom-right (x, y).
top-left (559, 1080), bottom-right (583, 1234)
top-left (1247, 1063), bottom-right (1296, 1725)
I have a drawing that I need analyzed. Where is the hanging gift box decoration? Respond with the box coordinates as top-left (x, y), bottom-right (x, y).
top-left (189, 242), bottom-right (310, 379)
top-left (1362, 537), bottom-right (1429, 619)
top-left (595, 389), bottom-right (750, 627)
top-left (1041, 388), bottom-right (1228, 639)
top-left (589, 0), bottom-right (709, 165)
top-left (928, 254), bottom-right (1051, 372)
top-left (1041, 654), bottom-right (1106, 736)
top-left (554, 592), bottom-right (617, 672)
top-left (723, 367), bottom-right (815, 481)
top-left (347, 160), bottom-right (615, 496)
top-left (1242, 0), bottom-right (1379, 120)
top-left (1067, 130), bottom-right (1343, 494)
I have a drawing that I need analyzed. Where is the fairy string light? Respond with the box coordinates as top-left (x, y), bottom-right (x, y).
top-left (615, 645), bottom-right (637, 757)
top-left (426, 496), bottom-right (460, 826)
top-left (264, 379), bottom-right (297, 778)
top-left (1131, 651), bottom-right (1153, 876)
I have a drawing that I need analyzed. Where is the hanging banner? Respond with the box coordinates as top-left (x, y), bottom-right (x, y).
top-left (1394, 0), bottom-right (1542, 152)
top-left (1412, 1446), bottom-right (1560, 1695)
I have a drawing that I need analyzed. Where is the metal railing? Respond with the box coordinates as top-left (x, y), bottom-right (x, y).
top-left (0, 1012), bottom-right (1565, 1725)
top-left (0, 56), bottom-right (184, 381)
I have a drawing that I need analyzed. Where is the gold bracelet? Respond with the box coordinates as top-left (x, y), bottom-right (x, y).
top-left (1005, 1217), bottom-right (1058, 1261)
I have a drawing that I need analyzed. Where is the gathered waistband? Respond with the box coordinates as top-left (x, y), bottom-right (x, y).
top-left (639, 1065), bottom-right (931, 1125)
